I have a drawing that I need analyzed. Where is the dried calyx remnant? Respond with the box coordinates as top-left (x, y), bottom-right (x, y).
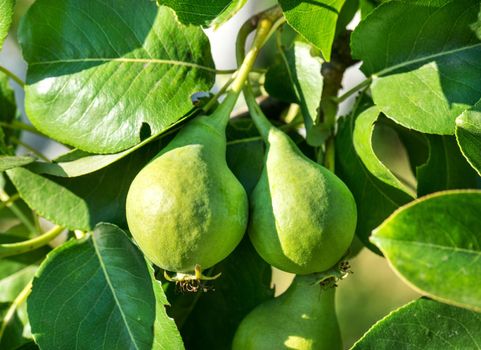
top-left (164, 264), bottom-right (221, 293)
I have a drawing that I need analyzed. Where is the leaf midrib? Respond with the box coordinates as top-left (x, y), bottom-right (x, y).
top-left (92, 236), bottom-right (141, 350)
top-left (376, 43), bottom-right (481, 77)
top-left (29, 57), bottom-right (216, 72)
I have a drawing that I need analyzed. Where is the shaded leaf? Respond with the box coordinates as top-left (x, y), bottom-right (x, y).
top-left (28, 223), bottom-right (182, 350)
top-left (159, 0), bottom-right (247, 27)
top-left (352, 298), bottom-right (481, 349)
top-left (0, 157), bottom-right (35, 173)
top-left (19, 0), bottom-right (215, 153)
top-left (335, 97), bottom-right (412, 254)
top-left (7, 142), bottom-right (161, 230)
top-left (279, 0), bottom-right (346, 61)
top-left (456, 104), bottom-right (481, 176)
top-left (371, 190), bottom-right (481, 312)
top-left (351, 0), bottom-right (481, 76)
top-left (417, 135), bottom-right (480, 196)
top-left (0, 72), bottom-right (17, 154)
top-left (166, 238), bottom-right (273, 350)
top-left (265, 41), bottom-right (324, 146)
top-left (0, 0), bottom-right (14, 49)
top-left (353, 106), bottom-right (415, 197)
top-left (0, 302), bottom-right (29, 350)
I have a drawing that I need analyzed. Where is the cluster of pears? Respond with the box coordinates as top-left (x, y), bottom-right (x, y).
top-left (126, 86), bottom-right (357, 275)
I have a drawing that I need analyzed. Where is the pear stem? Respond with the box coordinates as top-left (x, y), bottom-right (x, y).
top-left (208, 7), bottom-right (283, 129)
top-left (243, 85), bottom-right (274, 140)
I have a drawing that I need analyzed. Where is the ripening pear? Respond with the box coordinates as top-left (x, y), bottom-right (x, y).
top-left (232, 275), bottom-right (342, 350)
top-left (126, 92), bottom-right (248, 274)
top-left (245, 88), bottom-right (357, 274)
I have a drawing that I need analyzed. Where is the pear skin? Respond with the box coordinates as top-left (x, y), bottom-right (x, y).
top-left (232, 276), bottom-right (342, 350)
top-left (126, 94), bottom-right (248, 273)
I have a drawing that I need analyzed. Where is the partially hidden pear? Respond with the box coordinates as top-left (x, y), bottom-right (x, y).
top-left (126, 92), bottom-right (248, 274)
top-left (232, 275), bottom-right (342, 350)
top-left (245, 88), bottom-right (357, 274)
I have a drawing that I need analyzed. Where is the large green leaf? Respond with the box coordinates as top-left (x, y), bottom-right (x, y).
top-left (352, 298), bottom-right (481, 349)
top-left (456, 105), bottom-right (481, 176)
top-left (371, 190), bottom-right (481, 312)
top-left (278, 0), bottom-right (346, 61)
top-left (159, 0), bottom-right (247, 27)
top-left (417, 136), bottom-right (480, 196)
top-left (265, 41), bottom-right (325, 146)
top-left (335, 98), bottom-right (412, 253)
top-left (0, 0), bottom-right (14, 49)
top-left (166, 238), bottom-right (273, 350)
top-left (19, 0), bottom-right (215, 153)
top-left (353, 106), bottom-right (415, 197)
top-left (0, 157), bottom-right (35, 173)
top-left (28, 223), bottom-right (183, 350)
top-left (7, 142), bottom-right (160, 230)
top-left (352, 0), bottom-right (481, 135)
top-left (351, 0), bottom-right (481, 76)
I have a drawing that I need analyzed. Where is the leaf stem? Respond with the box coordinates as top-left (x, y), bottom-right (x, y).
top-left (0, 188), bottom-right (38, 234)
top-left (0, 280), bottom-right (32, 343)
top-left (0, 65), bottom-right (25, 87)
top-left (0, 224), bottom-right (64, 258)
top-left (0, 120), bottom-right (47, 138)
top-left (333, 78), bottom-right (372, 104)
top-left (10, 137), bottom-right (50, 162)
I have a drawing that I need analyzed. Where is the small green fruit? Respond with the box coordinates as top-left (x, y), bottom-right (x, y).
top-left (232, 275), bottom-right (342, 350)
top-left (246, 91), bottom-right (357, 274)
top-left (126, 93), bottom-right (248, 274)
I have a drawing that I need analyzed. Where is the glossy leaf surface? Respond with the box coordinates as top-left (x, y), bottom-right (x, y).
top-left (372, 190), bottom-right (481, 312)
top-left (353, 106), bottom-right (415, 197)
top-left (352, 298), bottom-right (481, 349)
top-left (279, 0), bottom-right (346, 60)
top-left (159, 0), bottom-right (247, 27)
top-left (335, 98), bottom-right (412, 253)
top-left (28, 223), bottom-right (183, 350)
top-left (19, 0), bottom-right (215, 153)
top-left (352, 0), bottom-right (481, 135)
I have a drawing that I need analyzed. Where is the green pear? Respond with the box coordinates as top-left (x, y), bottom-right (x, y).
top-left (126, 92), bottom-right (248, 274)
top-left (245, 88), bottom-right (357, 274)
top-left (232, 275), bottom-right (342, 350)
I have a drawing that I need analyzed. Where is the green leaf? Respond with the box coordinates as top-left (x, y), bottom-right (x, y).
top-left (417, 136), bottom-right (480, 196)
top-left (351, 0), bottom-right (481, 76)
top-left (0, 0), bottom-right (15, 50)
top-left (166, 238), bottom-right (273, 350)
top-left (0, 302), bottom-right (29, 350)
top-left (352, 298), bottom-right (481, 349)
top-left (353, 106), bottom-right (415, 197)
top-left (28, 223), bottom-right (182, 350)
top-left (279, 0), bottom-right (346, 61)
top-left (335, 98), bottom-right (412, 254)
top-left (19, 0), bottom-right (215, 153)
top-left (352, 0), bottom-right (481, 135)
top-left (7, 143), bottom-right (159, 230)
top-left (265, 41), bottom-right (324, 146)
top-left (159, 0), bottom-right (247, 27)
top-left (0, 157), bottom-right (35, 173)
top-left (456, 105), bottom-right (481, 176)
top-left (0, 72), bottom-right (17, 154)
top-left (371, 53), bottom-right (481, 135)
top-left (371, 190), bottom-right (481, 312)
